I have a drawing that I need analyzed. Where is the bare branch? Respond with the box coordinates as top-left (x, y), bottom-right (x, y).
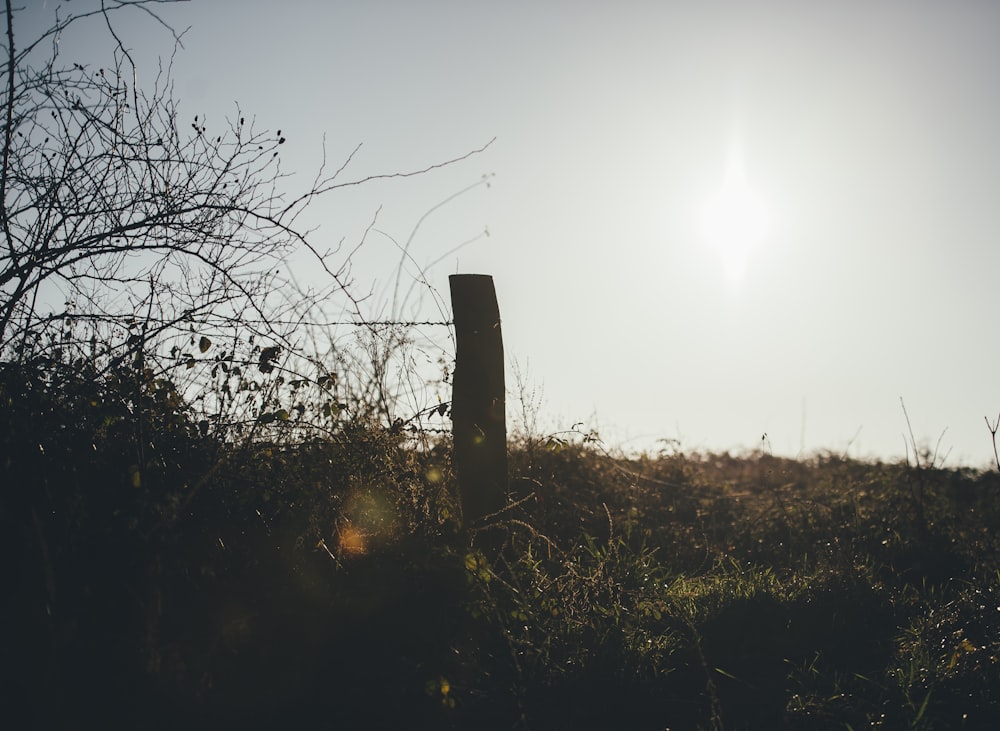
top-left (307, 136), bottom-right (496, 202)
top-left (1, 0), bottom-right (490, 438)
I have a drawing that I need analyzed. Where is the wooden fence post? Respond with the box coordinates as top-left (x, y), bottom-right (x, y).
top-left (449, 274), bottom-right (507, 527)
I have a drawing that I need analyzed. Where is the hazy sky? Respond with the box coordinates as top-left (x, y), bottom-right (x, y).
top-left (25, 1), bottom-right (1000, 466)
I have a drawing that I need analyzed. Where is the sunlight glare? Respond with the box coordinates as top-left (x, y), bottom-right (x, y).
top-left (338, 524), bottom-right (367, 555)
top-left (699, 151), bottom-right (769, 282)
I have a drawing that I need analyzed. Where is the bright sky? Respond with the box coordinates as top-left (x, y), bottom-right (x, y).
top-left (25, 0), bottom-right (1000, 467)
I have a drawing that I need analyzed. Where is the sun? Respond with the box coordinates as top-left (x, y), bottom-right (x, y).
top-left (699, 151), bottom-right (769, 283)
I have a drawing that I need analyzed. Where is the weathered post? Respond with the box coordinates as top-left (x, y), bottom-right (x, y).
top-left (449, 274), bottom-right (507, 527)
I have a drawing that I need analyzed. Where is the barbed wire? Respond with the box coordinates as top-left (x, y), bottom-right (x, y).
top-left (43, 312), bottom-right (455, 329)
top-left (322, 320), bottom-right (454, 328)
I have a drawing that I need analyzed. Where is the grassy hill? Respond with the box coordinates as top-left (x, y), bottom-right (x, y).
top-left (3, 359), bottom-right (999, 730)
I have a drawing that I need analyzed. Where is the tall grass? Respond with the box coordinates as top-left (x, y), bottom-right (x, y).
top-left (3, 360), bottom-right (1000, 729)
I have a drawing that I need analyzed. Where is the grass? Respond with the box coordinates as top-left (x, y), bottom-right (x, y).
top-left (3, 360), bottom-right (1000, 729)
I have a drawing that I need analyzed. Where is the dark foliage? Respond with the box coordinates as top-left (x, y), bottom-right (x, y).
top-left (5, 365), bottom-right (1000, 730)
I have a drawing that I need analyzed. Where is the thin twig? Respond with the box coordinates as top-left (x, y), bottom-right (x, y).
top-left (985, 412), bottom-right (1000, 472)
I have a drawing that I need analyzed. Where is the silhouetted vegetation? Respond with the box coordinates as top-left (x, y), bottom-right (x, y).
top-left (5, 355), bottom-right (1000, 729)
